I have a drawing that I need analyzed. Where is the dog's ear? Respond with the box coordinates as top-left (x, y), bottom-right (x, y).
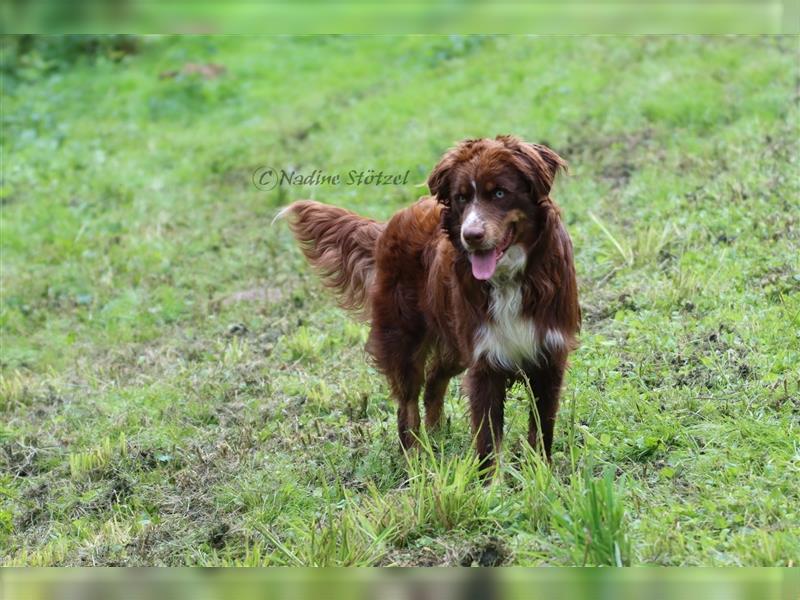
top-left (497, 135), bottom-right (567, 201)
top-left (427, 149), bottom-right (457, 205)
top-left (428, 139), bottom-right (486, 204)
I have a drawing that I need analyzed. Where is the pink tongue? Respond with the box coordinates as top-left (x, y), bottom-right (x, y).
top-left (469, 250), bottom-right (498, 280)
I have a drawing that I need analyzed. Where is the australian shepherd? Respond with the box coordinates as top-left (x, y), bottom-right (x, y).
top-left (278, 135), bottom-right (580, 469)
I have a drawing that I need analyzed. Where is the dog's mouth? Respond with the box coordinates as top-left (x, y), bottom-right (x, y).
top-left (468, 224), bottom-right (516, 281)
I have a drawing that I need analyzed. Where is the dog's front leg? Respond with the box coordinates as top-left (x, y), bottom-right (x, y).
top-left (465, 362), bottom-right (507, 474)
top-left (523, 358), bottom-right (566, 461)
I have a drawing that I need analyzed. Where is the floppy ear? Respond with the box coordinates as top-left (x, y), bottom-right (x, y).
top-left (427, 149), bottom-right (457, 205)
top-left (428, 139), bottom-right (484, 204)
top-left (497, 136), bottom-right (567, 201)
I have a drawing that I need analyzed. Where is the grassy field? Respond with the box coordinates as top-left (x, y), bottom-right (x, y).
top-left (1, 35), bottom-right (799, 566)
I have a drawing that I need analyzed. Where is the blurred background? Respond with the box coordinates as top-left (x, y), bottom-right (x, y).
top-left (2, 568), bottom-right (799, 600)
top-left (1, 0), bottom-right (796, 33)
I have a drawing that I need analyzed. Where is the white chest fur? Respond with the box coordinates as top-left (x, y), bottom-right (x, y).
top-left (472, 246), bottom-right (565, 370)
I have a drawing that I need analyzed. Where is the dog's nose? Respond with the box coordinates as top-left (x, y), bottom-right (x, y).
top-left (462, 226), bottom-right (485, 245)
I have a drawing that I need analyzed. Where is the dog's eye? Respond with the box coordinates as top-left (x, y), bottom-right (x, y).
top-left (456, 194), bottom-right (466, 204)
top-left (494, 189), bottom-right (505, 199)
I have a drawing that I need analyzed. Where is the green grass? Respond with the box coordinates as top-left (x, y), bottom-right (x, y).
top-left (1, 35), bottom-right (799, 566)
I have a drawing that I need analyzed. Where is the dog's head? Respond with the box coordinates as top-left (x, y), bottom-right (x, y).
top-left (428, 135), bottom-right (566, 281)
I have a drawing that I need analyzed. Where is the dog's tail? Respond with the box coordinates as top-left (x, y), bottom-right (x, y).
top-left (274, 201), bottom-right (385, 318)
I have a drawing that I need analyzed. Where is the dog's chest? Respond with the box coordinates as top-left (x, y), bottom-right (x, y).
top-left (472, 282), bottom-right (538, 369)
top-left (472, 280), bottom-right (564, 370)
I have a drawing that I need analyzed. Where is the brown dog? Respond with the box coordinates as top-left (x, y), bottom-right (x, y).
top-left (278, 135), bottom-right (580, 469)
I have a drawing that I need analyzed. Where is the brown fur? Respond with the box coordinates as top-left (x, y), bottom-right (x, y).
top-left (278, 136), bottom-right (580, 470)
top-left (281, 201), bottom-right (385, 318)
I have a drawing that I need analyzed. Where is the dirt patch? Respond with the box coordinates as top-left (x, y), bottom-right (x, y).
top-left (159, 63), bottom-right (226, 80)
top-left (14, 480), bottom-right (51, 533)
top-left (281, 121), bottom-right (322, 145)
top-left (1, 441), bottom-right (41, 478)
top-left (561, 127), bottom-right (658, 190)
top-left (600, 161), bottom-right (636, 190)
top-left (459, 537), bottom-right (509, 566)
top-left (582, 291), bottom-right (641, 325)
top-left (756, 264), bottom-right (800, 301)
top-left (73, 475), bottom-right (134, 518)
top-left (671, 324), bottom-right (758, 388)
top-left (207, 522), bottom-right (231, 550)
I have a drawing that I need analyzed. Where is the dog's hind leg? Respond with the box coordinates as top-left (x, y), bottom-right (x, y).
top-left (389, 358), bottom-right (425, 450)
top-left (372, 331), bottom-right (428, 451)
top-left (422, 354), bottom-right (461, 431)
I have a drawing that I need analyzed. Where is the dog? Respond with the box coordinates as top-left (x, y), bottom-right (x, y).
top-left (277, 135), bottom-right (580, 469)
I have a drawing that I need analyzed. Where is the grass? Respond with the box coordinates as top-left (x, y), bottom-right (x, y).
top-left (1, 35), bottom-right (799, 566)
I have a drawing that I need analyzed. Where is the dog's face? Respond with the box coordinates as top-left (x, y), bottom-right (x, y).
top-left (428, 135), bottom-right (566, 281)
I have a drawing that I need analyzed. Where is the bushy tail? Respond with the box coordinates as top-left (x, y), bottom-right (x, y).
top-left (275, 201), bottom-right (385, 318)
